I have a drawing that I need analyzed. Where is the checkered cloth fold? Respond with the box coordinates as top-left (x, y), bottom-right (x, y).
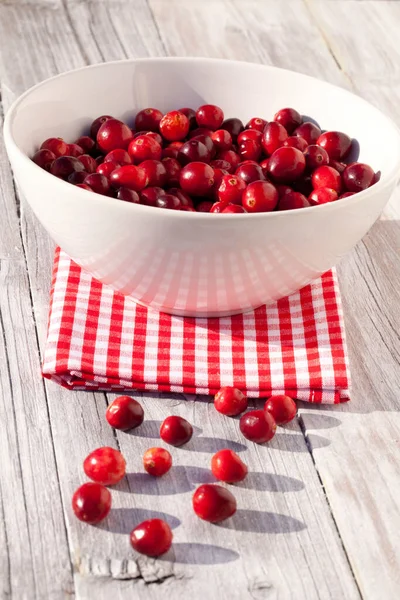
top-left (42, 248), bottom-right (350, 403)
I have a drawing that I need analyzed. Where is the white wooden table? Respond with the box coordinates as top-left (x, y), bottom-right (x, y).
top-left (1, 1), bottom-right (400, 599)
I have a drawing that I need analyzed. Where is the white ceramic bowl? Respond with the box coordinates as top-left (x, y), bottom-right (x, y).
top-left (4, 58), bottom-right (400, 316)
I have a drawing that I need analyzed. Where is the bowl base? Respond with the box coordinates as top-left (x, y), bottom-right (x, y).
top-left (129, 296), bottom-right (264, 318)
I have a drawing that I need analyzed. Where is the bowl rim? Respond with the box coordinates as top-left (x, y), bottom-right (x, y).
top-left (4, 55), bottom-right (400, 221)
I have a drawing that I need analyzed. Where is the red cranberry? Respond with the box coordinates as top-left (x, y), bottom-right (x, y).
top-left (264, 395), bottom-right (297, 425)
top-left (196, 200), bottom-right (214, 212)
top-left (143, 447), bottom-right (172, 477)
top-left (178, 139), bottom-right (210, 165)
top-left (168, 140), bottom-right (184, 150)
top-left (214, 386), bottom-right (247, 416)
top-left (237, 129), bottom-right (262, 145)
top-left (160, 415), bottom-right (193, 446)
top-left (78, 154), bottom-right (97, 173)
top-left (262, 122), bottom-right (288, 156)
top-left (97, 119), bottom-right (133, 152)
top-left (210, 167), bottom-right (229, 196)
top-left (317, 131), bottom-right (352, 160)
top-left (329, 160), bottom-right (346, 174)
top-left (83, 446), bottom-right (126, 486)
top-left (259, 158), bottom-right (270, 177)
top-left (276, 184), bottom-right (293, 198)
top-left (304, 145), bottom-right (329, 170)
top-left (242, 181), bottom-right (278, 213)
top-left (218, 150), bottom-right (240, 170)
top-left (196, 104), bottom-right (224, 130)
top-left (238, 139), bottom-right (262, 162)
top-left (76, 183), bottom-right (92, 191)
top-left (144, 131), bottom-right (163, 146)
top-left (267, 147), bottom-right (306, 182)
top-left (221, 118), bottom-right (244, 141)
top-left (128, 135), bottom-right (162, 163)
top-left (245, 117), bottom-right (267, 132)
top-left (239, 410), bottom-right (276, 443)
top-left (278, 190), bottom-right (310, 210)
top-left (162, 157), bottom-right (182, 185)
top-left (67, 143), bottom-right (84, 157)
top-left (90, 115), bottom-right (113, 139)
top-left (178, 107), bottom-right (197, 129)
top-left (72, 482), bottom-right (111, 524)
top-left (105, 149), bottom-right (132, 165)
top-left (117, 188), bottom-right (140, 204)
top-left (97, 161), bottom-right (119, 178)
top-left (135, 108), bottom-right (163, 132)
top-left (130, 519), bottom-right (172, 557)
top-left (312, 166), bottom-right (342, 193)
top-left (192, 134), bottom-right (215, 159)
top-left (160, 110), bottom-right (190, 141)
top-left (162, 146), bottom-right (180, 160)
top-left (343, 162), bottom-right (375, 192)
top-left (156, 194), bottom-right (181, 210)
top-left (294, 122), bottom-right (321, 144)
top-left (211, 129), bottom-right (232, 151)
top-left (211, 449), bottom-right (248, 483)
top-left (340, 191), bottom-right (356, 199)
top-left (139, 159), bottom-right (167, 187)
top-left (50, 156), bottom-right (84, 178)
top-left (283, 136), bottom-right (308, 151)
top-left (235, 162), bottom-right (265, 185)
top-left (210, 201), bottom-right (229, 213)
top-left (180, 162), bottom-right (214, 196)
top-left (167, 187), bottom-right (193, 207)
top-left (222, 204), bottom-right (247, 213)
top-left (110, 165), bottom-right (148, 191)
top-left (217, 174), bottom-right (246, 205)
top-left (180, 206), bottom-right (197, 212)
top-left (189, 127), bottom-right (214, 140)
top-left (84, 173), bottom-right (110, 195)
top-left (40, 137), bottom-right (68, 157)
top-left (140, 187), bottom-right (166, 206)
top-left (192, 484), bottom-right (237, 523)
top-left (309, 187), bottom-right (338, 205)
top-left (68, 171), bottom-right (87, 185)
top-left (75, 135), bottom-right (96, 154)
top-left (32, 149), bottom-right (56, 171)
top-left (274, 107), bottom-right (302, 133)
top-left (211, 159), bottom-right (234, 174)
top-left (372, 170), bottom-right (381, 184)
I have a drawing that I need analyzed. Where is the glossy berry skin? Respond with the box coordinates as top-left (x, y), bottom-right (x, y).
top-left (238, 139), bottom-right (262, 162)
top-left (156, 194), bottom-right (181, 210)
top-left (276, 184), bottom-right (293, 198)
top-left (160, 110), bottom-right (190, 141)
top-left (211, 159), bottom-right (234, 174)
top-left (329, 160), bottom-right (347, 174)
top-left (76, 183), bottom-right (93, 191)
top-left (90, 115), bottom-right (113, 139)
top-left (162, 157), bottom-right (182, 185)
top-left (141, 186), bottom-right (166, 207)
top-left (128, 135), bottom-right (162, 163)
top-left (135, 108), bottom-right (163, 132)
top-left (294, 121), bottom-right (321, 144)
top-left (343, 163), bottom-right (375, 192)
top-left (237, 129), bottom-right (262, 145)
top-left (130, 519), bottom-right (173, 557)
top-left (217, 175), bottom-right (247, 205)
top-left (160, 415), bottom-right (193, 447)
top-left (178, 139), bottom-right (210, 165)
top-left (309, 187), bottom-right (338, 205)
top-left (211, 449), bottom-right (248, 483)
top-left (274, 107), bottom-right (302, 133)
top-left (192, 484), bottom-right (237, 523)
top-left (83, 446), bottom-right (126, 486)
top-left (106, 396), bottom-right (144, 430)
top-left (50, 156), bottom-right (85, 179)
top-left (196, 200), bottom-right (214, 212)
top-left (192, 134), bottom-right (215, 159)
top-left (340, 192), bottom-right (356, 199)
top-left (162, 146), bottom-right (179, 160)
top-left (264, 395), bottom-right (297, 425)
top-left (267, 147), bottom-right (306, 182)
top-left (245, 117), bottom-right (267, 132)
top-left (262, 122), bottom-right (288, 156)
top-left (97, 118), bottom-right (133, 152)
top-left (143, 447), bottom-right (172, 477)
top-left (221, 118), bottom-right (244, 141)
top-left (96, 161), bottom-right (119, 178)
top-left (110, 165), bottom-right (148, 191)
top-left (235, 162), bottom-right (265, 185)
top-left (210, 201), bottom-right (229, 213)
top-left (144, 131), bottom-right (164, 146)
top-left (178, 107), bottom-right (197, 129)
top-left (75, 136), bottom-right (96, 154)
top-left (242, 181), bottom-right (278, 213)
top-left (189, 127), bottom-right (214, 140)
top-left (222, 204), bottom-right (247, 213)
top-left (283, 136), bottom-right (308, 152)
top-left (68, 171), bottom-right (87, 185)
top-left (259, 158), bottom-right (270, 177)
top-left (211, 129), bottom-right (233, 151)
top-left (317, 131), bottom-right (352, 161)
top-left (32, 149), bottom-right (56, 171)
top-left (311, 166), bottom-right (342, 193)
top-left (67, 143), bottom-right (84, 157)
top-left (117, 188), bottom-right (140, 204)
top-left (278, 190), bottom-right (310, 210)
top-left (180, 162), bottom-right (215, 196)
top-left (78, 154), bottom-right (97, 173)
top-left (304, 145), bottom-right (329, 170)
top-left (139, 159), bottom-right (167, 187)
top-left (211, 167), bottom-right (229, 192)
top-left (167, 187), bottom-right (194, 207)
top-left (72, 482), bottom-right (111, 524)
top-left (40, 137), bottom-right (68, 157)
top-left (218, 150), bottom-right (240, 171)
top-left (196, 104), bottom-right (224, 130)
top-left (214, 386), bottom-right (248, 416)
top-left (105, 149), bottom-right (132, 166)
top-left (83, 173), bottom-right (110, 195)
top-left (239, 410), bottom-right (277, 444)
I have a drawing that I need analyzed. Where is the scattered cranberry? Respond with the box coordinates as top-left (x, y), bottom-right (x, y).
top-left (317, 131), bottom-right (352, 160)
top-left (192, 484), bottom-right (237, 523)
top-left (50, 156), bottom-right (84, 178)
top-left (179, 107), bottom-right (197, 129)
top-left (245, 117), bottom-right (267, 132)
top-left (156, 194), bottom-right (181, 210)
top-left (128, 135), bottom-right (162, 163)
top-left (160, 415), bottom-right (193, 446)
top-left (196, 104), bottom-right (224, 130)
top-left (180, 162), bottom-right (214, 196)
top-left (222, 204), bottom-right (247, 213)
top-left (83, 446), bottom-right (126, 486)
top-left (110, 165), bottom-right (148, 191)
top-left (238, 129), bottom-right (263, 145)
top-left (239, 410), bottom-right (276, 443)
top-left (78, 154), bottom-right (97, 173)
top-left (264, 395), bottom-right (297, 424)
top-left (97, 161), bottom-right (119, 178)
top-left (143, 447), bottom-right (172, 477)
top-left (32, 149), bottom-right (56, 171)
top-left (262, 122), bottom-right (288, 155)
top-left (40, 137), bottom-right (68, 157)
top-left (105, 149), bottom-right (132, 165)
top-left (196, 200), bottom-right (214, 212)
top-left (139, 159), bottom-right (167, 187)
top-left (304, 145), bottom-right (329, 170)
top-left (130, 519), bottom-right (173, 557)
top-left (90, 115), bottom-right (113, 139)
top-left (162, 157), bottom-right (182, 185)
top-left (211, 129), bottom-right (232, 151)
top-left (217, 175), bottom-right (246, 205)
top-left (343, 162), bottom-right (375, 192)
top-left (117, 188), bottom-right (140, 204)
top-left (278, 190), bottom-right (310, 210)
top-left (211, 449), bottom-right (248, 483)
top-left (242, 181), bottom-right (278, 213)
top-left (160, 110), bottom-right (190, 141)
top-left (238, 139), bottom-right (262, 162)
top-left (309, 187), bottom-right (338, 205)
top-left (141, 186), bottom-right (166, 207)
top-left (283, 136), bottom-right (308, 152)
top-left (235, 162), bottom-right (265, 185)
top-left (75, 136), bottom-right (96, 154)
top-left (135, 108), bottom-right (163, 132)
top-left (178, 139), bottom-right (210, 165)
top-left (218, 150), bottom-right (240, 170)
top-left (84, 173), bottom-right (110, 195)
top-left (294, 121), bottom-right (321, 144)
top-left (268, 147), bottom-right (306, 182)
top-left (97, 118), bottom-right (133, 152)
top-left (221, 118), bottom-right (244, 141)
top-left (312, 166), bottom-right (342, 193)
top-left (72, 482), bottom-right (111, 524)
top-left (214, 386), bottom-right (248, 416)
top-left (274, 107), bottom-right (302, 133)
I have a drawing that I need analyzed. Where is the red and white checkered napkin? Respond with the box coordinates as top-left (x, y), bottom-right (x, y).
top-left (42, 248), bottom-right (350, 403)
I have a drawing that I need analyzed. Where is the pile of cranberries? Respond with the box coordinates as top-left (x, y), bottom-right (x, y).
top-left (72, 390), bottom-right (297, 557)
top-left (33, 105), bottom-right (379, 213)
